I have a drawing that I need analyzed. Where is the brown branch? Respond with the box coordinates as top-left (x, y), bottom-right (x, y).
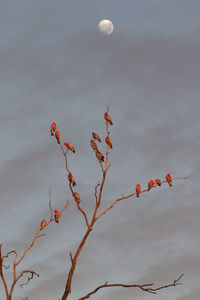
top-left (61, 228), bottom-right (92, 300)
top-left (77, 203), bottom-right (90, 229)
top-left (1, 169), bottom-right (69, 299)
top-left (47, 185), bottom-right (70, 227)
top-left (59, 142), bottom-right (90, 229)
top-left (95, 176), bottom-right (191, 221)
top-left (99, 161), bottom-right (104, 173)
top-left (79, 273), bottom-right (184, 299)
top-left (14, 185), bottom-right (69, 268)
top-left (0, 244), bottom-right (9, 299)
top-left (10, 270), bottom-right (39, 296)
top-left (95, 183), bottom-right (100, 205)
top-left (70, 252), bottom-right (73, 264)
top-left (60, 144), bottom-right (70, 173)
top-left (12, 251), bottom-right (18, 282)
top-left (69, 183), bottom-right (90, 228)
top-left (15, 227), bottom-right (42, 267)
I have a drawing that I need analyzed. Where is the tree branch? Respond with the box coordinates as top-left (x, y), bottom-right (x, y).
top-left (59, 142), bottom-right (90, 229)
top-left (68, 183), bottom-right (90, 228)
top-left (95, 176), bottom-right (191, 221)
top-left (0, 244), bottom-right (9, 299)
top-left (79, 273), bottom-right (184, 299)
top-left (2, 250), bottom-right (17, 262)
top-left (10, 270), bottom-right (39, 296)
top-left (94, 183), bottom-right (100, 205)
top-left (15, 228), bottom-right (43, 267)
top-left (61, 228), bottom-right (92, 300)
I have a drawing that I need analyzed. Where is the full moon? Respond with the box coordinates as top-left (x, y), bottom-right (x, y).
top-left (98, 19), bottom-right (114, 35)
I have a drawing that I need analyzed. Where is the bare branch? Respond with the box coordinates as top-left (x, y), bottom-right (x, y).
top-left (58, 140), bottom-right (90, 229)
top-left (0, 244), bottom-right (9, 299)
top-left (15, 228), bottom-right (42, 267)
top-left (79, 274), bottom-right (184, 299)
top-left (95, 183), bottom-right (100, 204)
top-left (148, 273), bottom-right (184, 293)
top-left (99, 161), bottom-right (104, 173)
top-left (48, 184), bottom-right (70, 226)
top-left (95, 176), bottom-right (191, 221)
top-left (69, 183), bottom-right (90, 229)
top-left (19, 270), bottom-right (40, 288)
top-left (13, 250), bottom-right (18, 281)
top-left (70, 252), bottom-right (73, 264)
top-left (77, 203), bottom-right (90, 229)
top-left (60, 144), bottom-right (70, 174)
top-left (61, 228), bottom-right (92, 299)
top-left (10, 270), bottom-right (39, 296)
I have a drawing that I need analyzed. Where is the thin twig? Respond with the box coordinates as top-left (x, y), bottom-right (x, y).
top-left (68, 183), bottom-right (90, 228)
top-left (70, 252), bottom-right (73, 264)
top-left (15, 228), bottom-right (42, 267)
top-left (173, 173), bottom-right (194, 180)
top-left (10, 270), bottom-right (39, 296)
top-left (95, 183), bottom-right (100, 205)
top-left (19, 270), bottom-right (40, 288)
top-left (2, 250), bottom-right (17, 262)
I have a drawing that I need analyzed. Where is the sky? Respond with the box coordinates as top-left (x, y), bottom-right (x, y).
top-left (0, 0), bottom-right (200, 299)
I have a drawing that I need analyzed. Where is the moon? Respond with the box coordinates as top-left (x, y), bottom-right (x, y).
top-left (98, 19), bottom-right (114, 35)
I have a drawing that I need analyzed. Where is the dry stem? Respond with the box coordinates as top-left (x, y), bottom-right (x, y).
top-left (79, 273), bottom-right (184, 299)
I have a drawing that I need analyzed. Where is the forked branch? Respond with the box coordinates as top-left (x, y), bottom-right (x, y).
top-left (79, 273), bottom-right (184, 299)
top-left (10, 270), bottom-right (39, 296)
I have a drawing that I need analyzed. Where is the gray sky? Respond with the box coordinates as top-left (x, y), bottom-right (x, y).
top-left (1, 0), bottom-right (200, 299)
